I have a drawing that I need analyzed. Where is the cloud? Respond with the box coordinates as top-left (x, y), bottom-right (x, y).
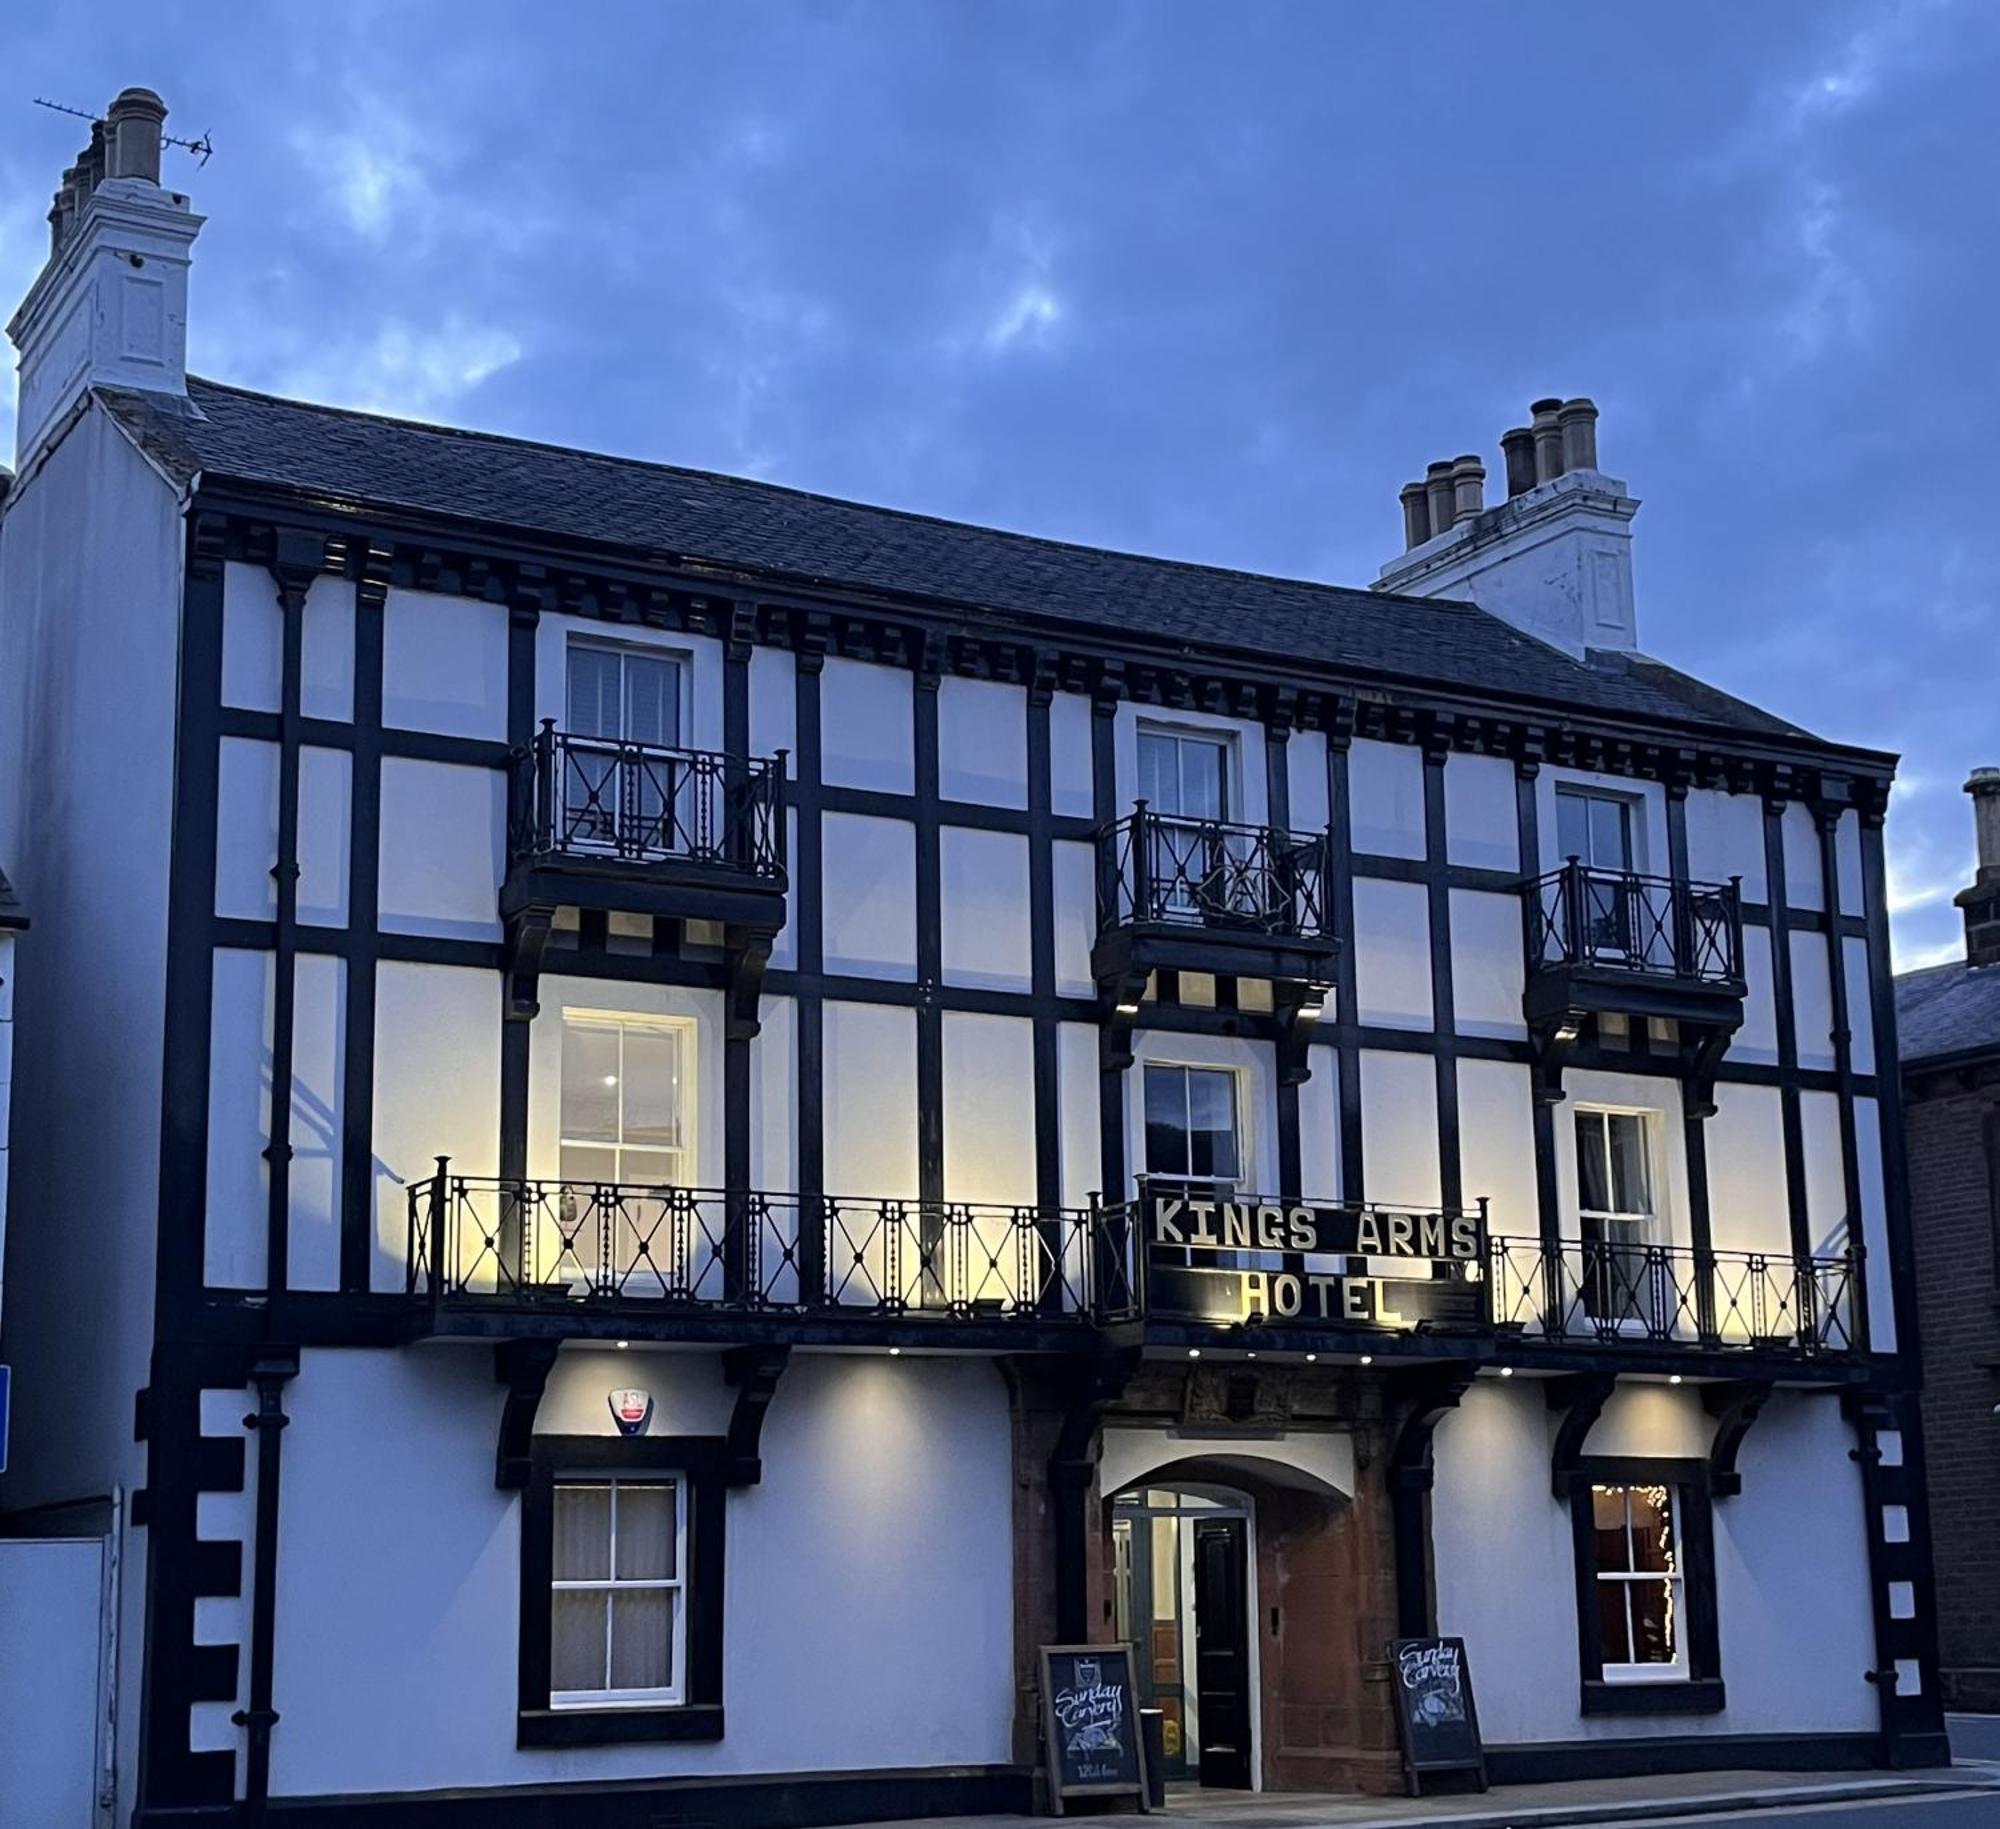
top-left (247, 314), bottom-right (523, 422)
top-left (293, 96), bottom-right (441, 248)
top-left (986, 281), bottom-right (1062, 352)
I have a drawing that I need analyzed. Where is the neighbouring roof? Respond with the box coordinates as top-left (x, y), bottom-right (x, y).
top-left (101, 377), bottom-right (1838, 751)
top-left (0, 864), bottom-right (26, 932)
top-left (1896, 957), bottom-right (2000, 1068)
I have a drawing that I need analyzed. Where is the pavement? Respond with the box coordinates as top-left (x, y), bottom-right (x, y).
top-left (1954, 1716), bottom-right (2000, 1764)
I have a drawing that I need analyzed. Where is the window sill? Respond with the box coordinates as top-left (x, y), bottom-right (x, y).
top-left (518, 1702), bottom-right (724, 1747)
top-left (1581, 1677), bottom-right (1725, 1717)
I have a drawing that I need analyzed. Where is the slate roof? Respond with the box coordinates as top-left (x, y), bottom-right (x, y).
top-left (100, 377), bottom-right (1838, 750)
top-left (1896, 958), bottom-right (2000, 1067)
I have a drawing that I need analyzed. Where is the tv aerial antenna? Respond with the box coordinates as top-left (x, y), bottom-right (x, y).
top-left (31, 95), bottom-right (213, 164)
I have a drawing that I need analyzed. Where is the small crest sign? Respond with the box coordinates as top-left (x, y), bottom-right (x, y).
top-left (608, 1387), bottom-right (654, 1437)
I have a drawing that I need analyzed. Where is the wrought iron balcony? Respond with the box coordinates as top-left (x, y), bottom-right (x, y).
top-left (1488, 1234), bottom-right (1862, 1360)
top-left (1092, 807), bottom-right (1339, 1073)
top-left (500, 725), bottom-right (788, 1025)
top-left (405, 1162), bottom-right (1097, 1340)
top-left (1522, 863), bottom-right (1747, 1111)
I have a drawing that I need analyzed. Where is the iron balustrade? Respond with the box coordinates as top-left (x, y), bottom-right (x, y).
top-left (1488, 1233), bottom-right (1861, 1357)
top-left (510, 722), bottom-right (786, 880)
top-left (1097, 804), bottom-right (1333, 938)
top-left (406, 1163), bottom-right (1096, 1323)
top-left (1528, 862), bottom-right (1743, 984)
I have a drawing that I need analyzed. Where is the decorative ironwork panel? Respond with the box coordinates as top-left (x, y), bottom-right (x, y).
top-left (1528, 863), bottom-right (1743, 983)
top-left (1095, 806), bottom-right (1333, 938)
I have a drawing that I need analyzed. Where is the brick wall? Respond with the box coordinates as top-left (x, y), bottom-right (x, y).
top-left (1907, 1078), bottom-right (2000, 1711)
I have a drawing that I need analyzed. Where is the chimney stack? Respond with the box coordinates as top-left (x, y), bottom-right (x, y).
top-left (7, 86), bottom-right (202, 468)
top-left (1500, 426), bottom-right (1537, 499)
top-left (1956, 769), bottom-right (2000, 967)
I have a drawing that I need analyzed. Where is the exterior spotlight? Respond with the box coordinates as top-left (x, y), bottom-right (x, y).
top-left (1305, 1353), bottom-right (1318, 1363)
top-left (616, 1340), bottom-right (629, 1350)
top-left (1500, 1366), bottom-right (1515, 1377)
top-left (1360, 1354), bottom-right (1374, 1366)
top-left (889, 1346), bottom-right (902, 1357)
top-left (1188, 1348), bottom-right (1201, 1359)
top-left (1669, 1373), bottom-right (1683, 1385)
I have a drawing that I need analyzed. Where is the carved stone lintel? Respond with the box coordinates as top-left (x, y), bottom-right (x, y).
top-left (1182, 1364), bottom-right (1299, 1433)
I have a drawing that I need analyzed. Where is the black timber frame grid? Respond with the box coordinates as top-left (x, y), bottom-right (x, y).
top-left (134, 497), bottom-right (1942, 1816)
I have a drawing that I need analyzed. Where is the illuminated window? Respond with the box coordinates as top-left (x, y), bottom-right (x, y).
top-left (1144, 1063), bottom-right (1243, 1187)
top-left (1574, 1108), bottom-right (1657, 1324)
top-left (1590, 1483), bottom-right (1686, 1679)
top-left (550, 1477), bottom-right (686, 1706)
top-left (560, 1014), bottom-right (693, 1188)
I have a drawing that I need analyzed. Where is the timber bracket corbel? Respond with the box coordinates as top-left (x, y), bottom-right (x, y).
top-left (721, 1344), bottom-right (790, 1486)
top-left (503, 904), bottom-right (555, 1022)
top-left (494, 1340), bottom-right (562, 1490)
top-left (725, 925), bottom-right (775, 1042)
top-left (1547, 1371), bottom-right (1618, 1499)
top-left (1702, 1380), bottom-right (1772, 1498)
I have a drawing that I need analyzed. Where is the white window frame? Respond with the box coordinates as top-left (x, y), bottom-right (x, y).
top-left (566, 637), bottom-right (691, 748)
top-left (1571, 1105), bottom-right (1663, 1245)
top-left (1592, 1481), bottom-right (1690, 1683)
top-left (558, 1009), bottom-right (700, 1190)
top-left (550, 1474), bottom-right (689, 1709)
top-left (1141, 1059), bottom-right (1249, 1191)
top-left (1136, 720), bottom-right (1237, 823)
top-left (1552, 783), bottom-right (1645, 874)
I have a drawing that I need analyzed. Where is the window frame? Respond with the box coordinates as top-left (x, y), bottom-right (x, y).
top-left (1553, 784), bottom-right (1642, 874)
top-left (1571, 1105), bottom-right (1662, 1243)
top-left (548, 1473), bottom-right (689, 1709)
top-left (1141, 1059), bottom-right (1248, 1191)
top-left (1137, 721), bottom-right (1236, 824)
top-left (519, 1436), bottom-right (727, 1747)
top-left (1568, 1456), bottom-right (1722, 1717)
top-left (558, 1008), bottom-right (699, 1191)
top-left (566, 636), bottom-right (689, 749)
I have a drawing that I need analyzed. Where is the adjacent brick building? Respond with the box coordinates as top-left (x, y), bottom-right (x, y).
top-left (1898, 768), bottom-right (2000, 1713)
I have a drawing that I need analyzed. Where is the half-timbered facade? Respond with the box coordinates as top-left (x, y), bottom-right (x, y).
top-left (0, 92), bottom-right (1949, 1828)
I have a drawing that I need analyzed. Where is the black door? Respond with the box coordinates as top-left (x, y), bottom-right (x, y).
top-left (1192, 1517), bottom-right (1252, 1788)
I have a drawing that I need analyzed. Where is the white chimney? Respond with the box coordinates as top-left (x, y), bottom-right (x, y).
top-left (7, 88), bottom-right (203, 469)
top-left (1374, 396), bottom-right (1640, 659)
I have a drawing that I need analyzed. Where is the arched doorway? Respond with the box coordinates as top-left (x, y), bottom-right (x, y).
top-left (1110, 1483), bottom-right (1256, 1790)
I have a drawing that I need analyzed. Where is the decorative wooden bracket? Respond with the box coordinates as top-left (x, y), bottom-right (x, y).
top-left (725, 926), bottom-right (775, 1042)
top-left (1274, 982), bottom-right (1331, 1089)
top-left (1702, 1380), bottom-right (1771, 1497)
top-left (268, 529), bottom-right (328, 610)
top-left (1388, 1364), bottom-right (1480, 1499)
top-left (1048, 1349), bottom-right (1142, 1492)
top-left (1529, 1010), bottom-right (1585, 1106)
top-left (494, 1340), bottom-right (562, 1490)
top-left (1681, 1021), bottom-right (1740, 1121)
top-left (721, 1344), bottom-right (790, 1486)
top-left (503, 905), bottom-right (555, 1022)
top-left (1547, 1371), bottom-right (1618, 1498)
top-left (1099, 966), bottom-right (1150, 1075)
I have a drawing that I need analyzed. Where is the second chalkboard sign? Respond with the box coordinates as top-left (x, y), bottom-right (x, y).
top-left (1039, 1643), bottom-right (1149, 1815)
top-left (1387, 1636), bottom-right (1486, 1795)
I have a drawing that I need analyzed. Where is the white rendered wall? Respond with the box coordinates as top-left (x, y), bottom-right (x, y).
top-left (377, 759), bottom-right (506, 942)
top-left (1703, 1084), bottom-right (1792, 1260)
top-left (1053, 840), bottom-right (1096, 998)
top-left (1444, 754), bottom-right (1518, 872)
top-left (1058, 1022), bottom-right (1100, 1208)
top-left (939, 677), bottom-right (1028, 808)
top-left (269, 1347), bottom-right (1016, 1797)
top-left (1458, 1059), bottom-right (1537, 1239)
top-left (1348, 740), bottom-right (1424, 858)
top-left (820, 657), bottom-right (913, 794)
top-left (942, 1012), bottom-right (1036, 1206)
top-left (941, 828), bottom-right (1032, 992)
top-left (1352, 878), bottom-right (1431, 1029)
top-left (1449, 889), bottom-right (1525, 1039)
top-left (1359, 1049), bottom-right (1439, 1209)
top-left (821, 813), bottom-right (917, 980)
top-left (1048, 692), bottom-right (1094, 819)
top-left (824, 1001), bottom-right (917, 1198)
top-left (1683, 789), bottom-right (1767, 902)
top-left (383, 588), bottom-right (508, 740)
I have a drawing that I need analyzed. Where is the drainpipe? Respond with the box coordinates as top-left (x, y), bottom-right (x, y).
top-left (234, 1349), bottom-right (299, 1824)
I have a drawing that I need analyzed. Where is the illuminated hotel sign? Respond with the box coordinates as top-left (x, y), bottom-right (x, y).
top-left (1137, 1191), bottom-right (1485, 1330)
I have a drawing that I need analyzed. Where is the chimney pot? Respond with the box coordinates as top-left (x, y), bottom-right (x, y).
top-left (1559, 397), bottom-right (1600, 473)
top-left (1500, 427), bottom-right (1536, 498)
top-left (1399, 481), bottom-right (1432, 551)
top-left (105, 87), bottom-right (168, 184)
top-left (1530, 398), bottom-right (1566, 485)
top-left (81, 120), bottom-right (108, 198)
top-left (1449, 454), bottom-right (1485, 521)
top-left (1424, 460), bottom-right (1456, 536)
top-left (1968, 769), bottom-right (2000, 876)
top-left (1960, 768), bottom-right (2000, 965)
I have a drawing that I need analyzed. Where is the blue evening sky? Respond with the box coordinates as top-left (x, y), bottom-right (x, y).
top-left (5, 2), bottom-right (1994, 966)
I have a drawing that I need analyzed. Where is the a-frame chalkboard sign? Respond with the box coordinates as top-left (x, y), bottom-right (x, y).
top-left (1039, 1643), bottom-right (1149, 1815)
top-left (1388, 1637), bottom-right (1486, 1795)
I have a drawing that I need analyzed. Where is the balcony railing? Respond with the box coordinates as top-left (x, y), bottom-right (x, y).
top-left (406, 1164), bottom-right (1095, 1324)
top-left (509, 723), bottom-right (785, 881)
top-left (1097, 806), bottom-right (1333, 939)
top-left (1528, 863), bottom-right (1743, 984)
top-left (1488, 1234), bottom-right (1861, 1358)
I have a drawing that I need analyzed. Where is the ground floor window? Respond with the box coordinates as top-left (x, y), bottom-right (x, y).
top-left (1568, 1458), bottom-right (1722, 1715)
top-left (520, 1437), bottom-right (726, 1745)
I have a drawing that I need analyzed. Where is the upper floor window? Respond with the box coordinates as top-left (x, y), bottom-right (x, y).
top-left (1144, 1062), bottom-right (1243, 1188)
top-left (1140, 727), bottom-right (1231, 823)
top-left (1590, 1482), bottom-right (1687, 1680)
top-left (1575, 1108), bottom-right (1657, 1321)
top-left (570, 641), bottom-right (682, 749)
top-left (1556, 787), bottom-right (1636, 872)
top-left (560, 1013), bottom-right (694, 1188)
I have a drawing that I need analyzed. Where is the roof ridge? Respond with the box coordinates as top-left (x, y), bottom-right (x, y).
top-left (183, 374), bottom-right (1505, 631)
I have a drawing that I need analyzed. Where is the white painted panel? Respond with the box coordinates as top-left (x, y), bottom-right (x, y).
top-left (1359, 1048), bottom-right (1438, 1209)
top-left (1348, 738), bottom-right (1424, 859)
top-left (1705, 1082), bottom-right (1792, 1258)
top-left (1561, 1069), bottom-right (1691, 1250)
top-left (1790, 928), bottom-right (1836, 1070)
top-left (1050, 690), bottom-right (1095, 819)
top-left (1353, 877), bottom-right (1431, 1029)
top-left (372, 963), bottom-right (500, 1291)
top-left (1855, 1096), bottom-right (1896, 1355)
top-left (1054, 840), bottom-right (1097, 998)
top-left (770, 807), bottom-right (798, 972)
top-left (941, 827), bottom-right (1032, 991)
top-left (525, 977), bottom-right (725, 1190)
top-left (821, 656), bottom-right (913, 794)
top-left (1783, 801), bottom-right (1824, 910)
top-left (1844, 936), bottom-right (1875, 1075)
top-left (381, 588), bottom-right (508, 739)
top-left (377, 759), bottom-right (505, 940)
top-left (0, 1538), bottom-right (105, 1829)
top-left (943, 1012), bottom-right (1035, 1205)
top-left (1115, 705), bottom-right (1268, 827)
top-left (1800, 1090), bottom-right (1849, 1259)
top-left (207, 947), bottom-right (272, 1288)
top-left (288, 952), bottom-right (345, 1291)
top-left (1058, 1022), bottom-right (1101, 1208)
top-left (1450, 888), bottom-right (1525, 1037)
top-left (1287, 728), bottom-right (1329, 836)
top-left (1836, 812), bottom-right (1865, 917)
top-left (298, 746), bottom-right (352, 928)
top-left (1537, 768), bottom-right (1665, 876)
top-left (826, 1001), bottom-right (918, 1198)
top-left (1444, 753), bottom-right (1518, 871)
top-left (939, 677), bottom-right (1028, 809)
top-left (1591, 1383), bottom-right (1710, 1458)
top-left (753, 995), bottom-right (797, 1194)
top-left (216, 736), bottom-right (278, 920)
top-left (822, 813), bottom-right (917, 980)
top-left (301, 576), bottom-right (356, 722)
top-left (1685, 788), bottom-right (1767, 902)
top-left (1300, 1044), bottom-right (1339, 1198)
top-left (1737, 926), bottom-right (1780, 1063)
top-left (749, 644), bottom-right (797, 772)
top-left (221, 560), bottom-right (282, 711)
top-left (1130, 1030), bottom-right (1278, 1193)
top-left (1458, 1058), bottom-right (1537, 1240)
